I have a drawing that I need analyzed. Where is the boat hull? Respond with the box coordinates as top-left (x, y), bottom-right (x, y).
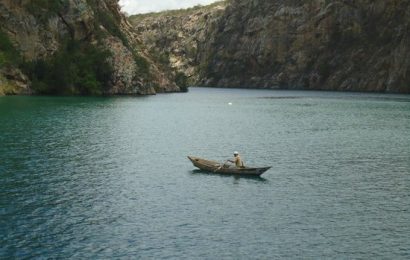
top-left (188, 156), bottom-right (271, 176)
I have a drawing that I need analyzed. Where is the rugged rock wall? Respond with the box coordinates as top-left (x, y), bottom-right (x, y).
top-left (0, 0), bottom-right (179, 95)
top-left (130, 2), bottom-right (226, 85)
top-left (132, 0), bottom-right (410, 93)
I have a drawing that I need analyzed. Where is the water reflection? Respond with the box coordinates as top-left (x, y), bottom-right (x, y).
top-left (1, 88), bottom-right (409, 259)
top-left (190, 169), bottom-right (268, 182)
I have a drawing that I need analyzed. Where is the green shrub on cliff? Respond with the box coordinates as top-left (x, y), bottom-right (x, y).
top-left (175, 72), bottom-right (189, 92)
top-left (26, 0), bottom-right (63, 12)
top-left (133, 53), bottom-right (150, 76)
top-left (0, 30), bottom-right (20, 68)
top-left (95, 10), bottom-right (129, 47)
top-left (86, 0), bottom-right (129, 48)
top-left (25, 0), bottom-right (64, 22)
top-left (23, 39), bottom-right (113, 95)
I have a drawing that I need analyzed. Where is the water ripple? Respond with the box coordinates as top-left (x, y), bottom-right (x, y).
top-left (1, 90), bottom-right (409, 259)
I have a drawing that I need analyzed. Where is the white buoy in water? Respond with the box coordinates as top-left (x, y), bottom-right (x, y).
top-left (228, 102), bottom-right (233, 105)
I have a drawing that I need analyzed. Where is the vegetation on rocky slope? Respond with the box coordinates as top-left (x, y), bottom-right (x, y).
top-left (0, 30), bottom-right (25, 95)
top-left (22, 39), bottom-right (113, 95)
top-left (130, 1), bottom-right (226, 19)
top-left (130, 1), bottom-right (226, 87)
top-left (2, 0), bottom-right (408, 94)
top-left (0, 30), bottom-right (20, 68)
top-left (0, 0), bottom-right (179, 95)
top-left (130, 0), bottom-right (410, 93)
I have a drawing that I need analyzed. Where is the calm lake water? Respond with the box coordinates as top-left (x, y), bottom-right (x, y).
top-left (1, 87), bottom-right (409, 259)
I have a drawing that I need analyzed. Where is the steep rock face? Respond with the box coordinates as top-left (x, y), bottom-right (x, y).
top-left (132, 0), bottom-right (410, 93)
top-left (0, 0), bottom-right (179, 95)
top-left (130, 2), bottom-right (226, 85)
top-left (201, 0), bottom-right (410, 93)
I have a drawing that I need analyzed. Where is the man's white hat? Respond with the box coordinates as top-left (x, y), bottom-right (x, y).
top-left (234, 151), bottom-right (239, 155)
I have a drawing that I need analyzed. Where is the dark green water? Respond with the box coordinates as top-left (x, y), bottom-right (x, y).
top-left (1, 88), bottom-right (409, 259)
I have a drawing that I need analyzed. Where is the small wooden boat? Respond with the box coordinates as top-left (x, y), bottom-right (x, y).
top-left (188, 156), bottom-right (271, 176)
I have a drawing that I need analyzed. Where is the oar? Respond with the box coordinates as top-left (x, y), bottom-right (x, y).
top-left (214, 160), bottom-right (229, 172)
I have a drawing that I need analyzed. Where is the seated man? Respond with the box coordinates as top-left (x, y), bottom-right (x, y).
top-left (228, 151), bottom-right (244, 168)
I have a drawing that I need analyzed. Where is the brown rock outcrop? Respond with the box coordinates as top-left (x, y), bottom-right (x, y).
top-left (0, 0), bottom-right (179, 95)
top-left (0, 67), bottom-right (31, 95)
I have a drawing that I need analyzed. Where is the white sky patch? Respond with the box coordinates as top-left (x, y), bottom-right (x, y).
top-left (119, 0), bottom-right (221, 15)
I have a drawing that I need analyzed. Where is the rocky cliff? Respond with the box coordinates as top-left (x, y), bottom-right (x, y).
top-left (0, 0), bottom-right (179, 95)
top-left (131, 0), bottom-right (410, 93)
top-left (131, 2), bottom-right (226, 86)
